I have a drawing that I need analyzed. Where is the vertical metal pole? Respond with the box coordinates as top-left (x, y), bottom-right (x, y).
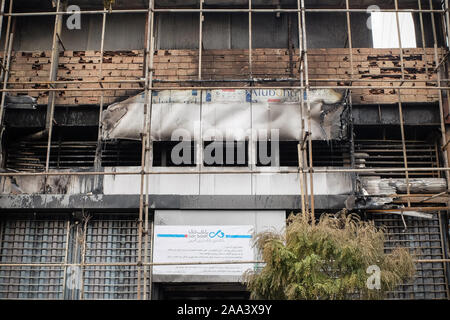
top-left (0, 0), bottom-right (13, 135)
top-left (430, 0), bottom-right (450, 183)
top-left (197, 0), bottom-right (204, 193)
top-left (443, 0), bottom-right (450, 300)
top-left (0, 0), bottom-right (6, 62)
top-left (300, 0), bottom-right (315, 217)
top-left (61, 220), bottom-right (70, 299)
top-left (418, 0), bottom-right (429, 75)
top-left (0, 31), bottom-right (12, 129)
top-left (397, 93), bottom-right (411, 204)
top-left (394, 0), bottom-right (406, 81)
top-left (0, 15), bottom-right (14, 173)
top-left (297, 0), bottom-right (306, 215)
top-left (143, 0), bottom-right (155, 300)
top-left (249, 0), bottom-right (252, 78)
top-left (394, 0), bottom-right (411, 207)
top-left (248, 0), bottom-right (255, 194)
top-left (79, 215), bottom-right (89, 300)
top-left (345, 0), bottom-right (356, 192)
top-left (45, 0), bottom-right (63, 173)
top-left (94, 12), bottom-right (107, 169)
top-left (445, 0), bottom-right (450, 47)
top-left (0, 0), bottom-right (12, 83)
top-left (431, 0), bottom-right (450, 299)
top-left (71, 223), bottom-right (79, 300)
top-left (138, 0), bottom-right (154, 300)
top-left (198, 0), bottom-right (203, 80)
top-left (345, 0), bottom-right (354, 78)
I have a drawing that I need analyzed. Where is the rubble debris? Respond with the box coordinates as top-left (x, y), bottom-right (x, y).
top-left (361, 177), bottom-right (447, 195)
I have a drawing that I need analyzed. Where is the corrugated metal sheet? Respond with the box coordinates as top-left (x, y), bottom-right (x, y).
top-left (83, 218), bottom-right (146, 300)
top-left (0, 213), bottom-right (448, 299)
top-left (0, 219), bottom-right (67, 299)
top-left (371, 213), bottom-right (448, 299)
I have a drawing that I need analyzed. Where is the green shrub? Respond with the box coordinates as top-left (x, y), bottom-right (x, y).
top-left (244, 211), bottom-right (415, 300)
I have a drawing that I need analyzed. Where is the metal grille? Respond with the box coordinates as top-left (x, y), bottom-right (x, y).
top-left (101, 141), bottom-right (142, 167)
top-left (371, 213), bottom-right (448, 299)
top-left (355, 140), bottom-right (440, 178)
top-left (82, 217), bottom-right (150, 300)
top-left (0, 219), bottom-right (68, 299)
top-left (5, 140), bottom-right (97, 171)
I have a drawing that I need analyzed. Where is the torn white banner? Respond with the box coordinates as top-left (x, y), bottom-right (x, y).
top-left (101, 88), bottom-right (346, 141)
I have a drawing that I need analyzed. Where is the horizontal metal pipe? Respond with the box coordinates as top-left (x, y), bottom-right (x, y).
top-left (0, 8), bottom-right (445, 17)
top-left (7, 79), bottom-right (145, 85)
top-left (153, 8), bottom-right (445, 13)
top-left (0, 259), bottom-right (448, 267)
top-left (0, 261), bottom-right (263, 267)
top-left (368, 207), bottom-right (449, 212)
top-left (0, 167), bottom-right (449, 177)
top-left (1, 85), bottom-right (450, 92)
top-left (5, 78), bottom-right (448, 86)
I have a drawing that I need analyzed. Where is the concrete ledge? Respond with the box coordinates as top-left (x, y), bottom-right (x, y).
top-left (0, 194), bottom-right (350, 211)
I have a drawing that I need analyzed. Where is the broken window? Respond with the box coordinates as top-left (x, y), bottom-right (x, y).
top-left (371, 11), bottom-right (417, 48)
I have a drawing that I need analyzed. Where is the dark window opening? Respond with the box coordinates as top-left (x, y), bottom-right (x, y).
top-left (4, 127), bottom-right (97, 171)
top-left (101, 140), bottom-right (142, 167)
top-left (257, 141), bottom-right (350, 167)
top-left (307, 141), bottom-right (351, 167)
top-left (203, 141), bottom-right (248, 167)
top-left (354, 125), bottom-right (441, 178)
top-left (153, 141), bottom-right (196, 167)
top-left (257, 141), bottom-right (294, 167)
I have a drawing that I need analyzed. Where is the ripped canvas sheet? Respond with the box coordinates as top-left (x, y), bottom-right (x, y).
top-left (101, 88), bottom-right (347, 141)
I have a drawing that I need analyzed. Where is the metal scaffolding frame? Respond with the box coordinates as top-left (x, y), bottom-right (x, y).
top-left (0, 0), bottom-right (449, 299)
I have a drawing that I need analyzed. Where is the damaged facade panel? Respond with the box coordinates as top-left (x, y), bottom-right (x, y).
top-left (101, 88), bottom-right (347, 142)
top-left (0, 170), bottom-right (101, 195)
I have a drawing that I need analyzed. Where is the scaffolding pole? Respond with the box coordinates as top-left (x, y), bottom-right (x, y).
top-left (0, 8), bottom-right (444, 17)
top-left (297, 0), bottom-right (306, 215)
top-left (300, 0), bottom-right (315, 217)
top-left (137, 0), bottom-right (155, 300)
top-left (429, 0), bottom-right (450, 299)
top-left (94, 12), bottom-right (107, 169)
top-left (143, 0), bottom-right (156, 300)
top-left (44, 0), bottom-right (63, 177)
top-left (394, 0), bottom-right (411, 213)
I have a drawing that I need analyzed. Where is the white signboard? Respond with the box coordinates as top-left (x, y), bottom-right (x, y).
top-left (153, 225), bottom-right (254, 276)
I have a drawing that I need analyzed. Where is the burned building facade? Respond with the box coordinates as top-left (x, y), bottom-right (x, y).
top-left (0, 0), bottom-right (449, 300)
